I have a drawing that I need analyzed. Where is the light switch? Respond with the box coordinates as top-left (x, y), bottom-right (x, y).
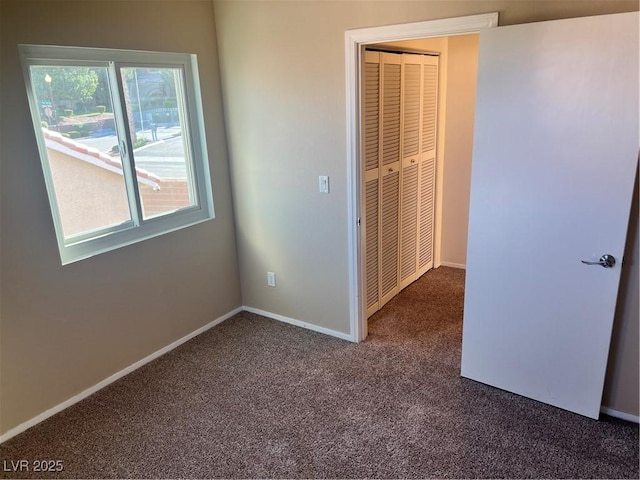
top-left (319, 175), bottom-right (330, 194)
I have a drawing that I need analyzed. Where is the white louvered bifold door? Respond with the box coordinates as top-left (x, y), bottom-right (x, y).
top-left (417, 55), bottom-right (439, 276)
top-left (399, 54), bottom-right (422, 289)
top-left (364, 51), bottom-right (439, 318)
top-left (378, 53), bottom-right (402, 308)
top-left (363, 51), bottom-right (380, 317)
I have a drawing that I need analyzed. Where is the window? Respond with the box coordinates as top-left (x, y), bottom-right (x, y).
top-left (20, 45), bottom-right (214, 264)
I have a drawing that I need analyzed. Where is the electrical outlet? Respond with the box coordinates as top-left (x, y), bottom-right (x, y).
top-left (267, 271), bottom-right (276, 287)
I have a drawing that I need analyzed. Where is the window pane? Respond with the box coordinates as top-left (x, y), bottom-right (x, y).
top-left (120, 67), bottom-right (197, 220)
top-left (29, 65), bottom-right (135, 239)
top-left (22, 45), bottom-right (214, 265)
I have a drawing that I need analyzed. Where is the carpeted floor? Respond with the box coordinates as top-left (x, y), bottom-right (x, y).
top-left (0, 267), bottom-right (638, 479)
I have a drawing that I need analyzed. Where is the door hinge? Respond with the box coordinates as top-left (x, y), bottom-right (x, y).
top-left (357, 217), bottom-right (361, 226)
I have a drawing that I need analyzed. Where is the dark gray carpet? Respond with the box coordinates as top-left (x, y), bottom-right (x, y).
top-left (1, 267), bottom-right (638, 479)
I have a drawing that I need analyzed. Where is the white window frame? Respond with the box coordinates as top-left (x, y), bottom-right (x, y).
top-left (20, 44), bottom-right (215, 264)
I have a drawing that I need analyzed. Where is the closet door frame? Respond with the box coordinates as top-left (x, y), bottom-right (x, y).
top-left (346, 13), bottom-right (499, 342)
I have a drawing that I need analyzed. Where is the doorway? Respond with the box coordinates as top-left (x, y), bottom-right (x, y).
top-left (347, 11), bottom-right (638, 421)
top-left (363, 34), bottom-right (480, 321)
top-left (345, 13), bottom-right (498, 342)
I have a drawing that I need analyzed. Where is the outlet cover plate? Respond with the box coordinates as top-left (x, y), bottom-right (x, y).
top-left (319, 175), bottom-right (330, 193)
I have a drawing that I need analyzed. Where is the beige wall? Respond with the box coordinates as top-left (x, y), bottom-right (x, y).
top-left (440, 34), bottom-right (478, 267)
top-left (1, 0), bottom-right (637, 438)
top-left (0, 0), bottom-right (241, 435)
top-left (603, 171), bottom-right (639, 416)
top-left (139, 180), bottom-right (191, 218)
top-left (214, 0), bottom-right (638, 416)
top-left (376, 37), bottom-right (448, 56)
top-left (48, 149), bottom-right (131, 236)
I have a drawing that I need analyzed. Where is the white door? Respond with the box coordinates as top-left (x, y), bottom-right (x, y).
top-left (379, 53), bottom-right (402, 308)
top-left (461, 12), bottom-right (639, 419)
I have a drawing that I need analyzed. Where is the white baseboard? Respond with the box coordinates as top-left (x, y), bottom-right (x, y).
top-left (3, 302), bottom-right (635, 444)
top-left (243, 306), bottom-right (354, 342)
top-left (0, 306), bottom-right (243, 444)
top-left (439, 261), bottom-right (466, 269)
top-left (600, 406), bottom-right (640, 423)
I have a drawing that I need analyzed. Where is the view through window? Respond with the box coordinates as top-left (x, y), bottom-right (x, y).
top-left (21, 46), bottom-right (213, 264)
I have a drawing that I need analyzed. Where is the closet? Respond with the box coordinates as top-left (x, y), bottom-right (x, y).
top-left (363, 50), bottom-right (439, 318)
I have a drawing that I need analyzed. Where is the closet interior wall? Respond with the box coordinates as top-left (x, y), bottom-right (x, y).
top-left (364, 50), bottom-right (439, 318)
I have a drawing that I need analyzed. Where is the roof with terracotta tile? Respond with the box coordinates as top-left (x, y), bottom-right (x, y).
top-left (42, 128), bottom-right (160, 189)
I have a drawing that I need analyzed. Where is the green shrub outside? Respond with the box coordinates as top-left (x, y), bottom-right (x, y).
top-left (133, 136), bottom-right (149, 149)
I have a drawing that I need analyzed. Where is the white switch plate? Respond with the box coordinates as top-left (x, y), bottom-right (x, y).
top-left (267, 271), bottom-right (276, 287)
top-left (319, 175), bottom-right (330, 193)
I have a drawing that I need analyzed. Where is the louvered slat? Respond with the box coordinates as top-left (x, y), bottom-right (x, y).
top-left (402, 63), bottom-right (421, 158)
top-left (400, 163), bottom-right (419, 282)
top-left (381, 63), bottom-right (401, 166)
top-left (422, 64), bottom-right (438, 153)
top-left (364, 62), bottom-right (380, 172)
top-left (418, 156), bottom-right (436, 269)
top-left (380, 171), bottom-right (400, 297)
top-left (365, 178), bottom-right (379, 309)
